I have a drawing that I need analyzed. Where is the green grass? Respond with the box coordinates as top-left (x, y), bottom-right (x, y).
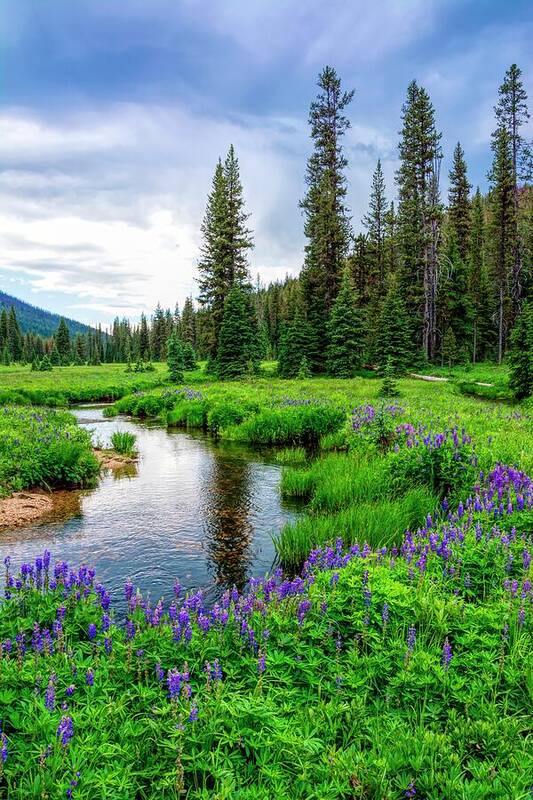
top-left (110, 431), bottom-right (137, 456)
top-left (0, 363), bottom-right (168, 406)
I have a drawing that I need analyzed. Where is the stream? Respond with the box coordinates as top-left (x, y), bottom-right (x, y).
top-left (0, 407), bottom-right (302, 609)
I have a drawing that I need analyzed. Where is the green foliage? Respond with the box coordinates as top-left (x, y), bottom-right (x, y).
top-left (374, 275), bottom-right (414, 374)
top-left (508, 301), bottom-right (533, 399)
top-left (326, 269), bottom-right (364, 377)
top-left (378, 357), bottom-right (401, 397)
top-left (216, 286), bottom-right (259, 380)
top-left (0, 407), bottom-right (99, 495)
top-left (235, 404), bottom-right (345, 446)
top-left (166, 331), bottom-right (185, 383)
top-left (110, 431), bottom-right (137, 456)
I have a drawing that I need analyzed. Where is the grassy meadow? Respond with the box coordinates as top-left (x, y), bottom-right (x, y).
top-left (0, 362), bottom-right (532, 798)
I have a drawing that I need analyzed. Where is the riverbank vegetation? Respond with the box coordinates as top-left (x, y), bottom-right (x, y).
top-left (0, 407), bottom-right (99, 497)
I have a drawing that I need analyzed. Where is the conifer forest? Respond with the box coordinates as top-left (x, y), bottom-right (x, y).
top-left (0, 11), bottom-right (532, 800)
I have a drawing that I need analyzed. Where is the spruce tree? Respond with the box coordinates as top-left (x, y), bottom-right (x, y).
top-left (441, 328), bottom-right (458, 368)
top-left (488, 126), bottom-right (515, 363)
top-left (166, 332), bottom-right (185, 383)
top-left (396, 81), bottom-right (442, 360)
top-left (300, 66), bottom-right (354, 372)
top-left (438, 228), bottom-right (471, 355)
top-left (467, 189), bottom-right (492, 362)
top-left (7, 306), bottom-right (22, 362)
top-left (0, 308), bottom-right (7, 354)
top-left (198, 149), bottom-right (253, 360)
top-left (182, 341), bottom-right (197, 371)
top-left (374, 275), bottom-right (413, 374)
top-left (508, 301), bottom-right (533, 399)
top-left (277, 294), bottom-right (312, 379)
top-left (216, 286), bottom-right (259, 380)
top-left (494, 64), bottom-right (532, 315)
top-left (50, 346), bottom-right (61, 366)
top-left (139, 313), bottom-right (150, 361)
top-left (180, 297), bottom-right (196, 346)
top-left (378, 357), bottom-right (400, 397)
top-left (363, 159), bottom-right (388, 300)
top-left (326, 268), bottom-right (364, 377)
top-left (448, 142), bottom-right (472, 260)
top-left (55, 318), bottom-right (71, 362)
top-left (151, 304), bottom-right (167, 361)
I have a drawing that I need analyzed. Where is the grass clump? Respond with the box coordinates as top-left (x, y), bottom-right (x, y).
top-left (110, 431), bottom-right (137, 456)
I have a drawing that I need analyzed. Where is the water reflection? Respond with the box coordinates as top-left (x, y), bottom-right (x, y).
top-left (0, 408), bottom-right (300, 609)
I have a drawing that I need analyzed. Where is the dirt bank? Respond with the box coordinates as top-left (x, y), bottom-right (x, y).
top-left (93, 448), bottom-right (138, 470)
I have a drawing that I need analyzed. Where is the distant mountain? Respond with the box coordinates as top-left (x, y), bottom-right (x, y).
top-left (0, 291), bottom-right (93, 338)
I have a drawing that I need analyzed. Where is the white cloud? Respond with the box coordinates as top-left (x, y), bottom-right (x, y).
top-left (0, 102), bottom-right (389, 325)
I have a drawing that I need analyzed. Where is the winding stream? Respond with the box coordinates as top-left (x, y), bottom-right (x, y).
top-left (0, 408), bottom-right (301, 608)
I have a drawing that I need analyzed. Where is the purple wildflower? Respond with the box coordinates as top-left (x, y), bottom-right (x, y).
top-left (442, 637), bottom-right (452, 670)
top-left (56, 716), bottom-right (74, 747)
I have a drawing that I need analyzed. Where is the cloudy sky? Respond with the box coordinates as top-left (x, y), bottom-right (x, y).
top-left (1, 0), bottom-right (531, 326)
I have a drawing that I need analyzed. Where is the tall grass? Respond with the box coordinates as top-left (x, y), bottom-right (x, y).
top-left (275, 486), bottom-right (437, 568)
top-left (110, 431), bottom-right (137, 455)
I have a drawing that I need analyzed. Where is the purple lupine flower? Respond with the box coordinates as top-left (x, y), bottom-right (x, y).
top-left (407, 625), bottom-right (416, 652)
top-left (101, 614), bottom-right (111, 632)
top-left (188, 705), bottom-right (198, 723)
top-left (66, 685), bottom-right (75, 697)
top-left (45, 674), bottom-right (56, 712)
top-left (88, 623), bottom-right (97, 641)
top-left (155, 663), bottom-right (165, 682)
top-left (518, 607), bottom-right (526, 627)
top-left (85, 669), bottom-right (94, 686)
top-left (0, 726), bottom-right (7, 764)
top-left (56, 716), bottom-right (74, 747)
top-left (381, 603), bottom-right (389, 627)
top-left (104, 637), bottom-right (112, 655)
top-left (405, 781), bottom-right (417, 797)
top-left (212, 659), bottom-right (223, 681)
top-left (442, 638), bottom-right (452, 670)
top-left (297, 599), bottom-right (311, 625)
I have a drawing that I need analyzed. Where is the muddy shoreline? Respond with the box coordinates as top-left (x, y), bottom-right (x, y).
top-left (0, 449), bottom-right (138, 530)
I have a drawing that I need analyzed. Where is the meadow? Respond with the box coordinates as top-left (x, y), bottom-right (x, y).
top-left (0, 363), bottom-right (532, 798)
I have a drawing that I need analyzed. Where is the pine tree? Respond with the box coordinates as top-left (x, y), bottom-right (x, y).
top-left (0, 308), bottom-right (7, 354)
top-left (180, 297), bottom-right (196, 346)
top-left (378, 357), bottom-right (400, 397)
top-left (363, 159), bottom-right (388, 300)
top-left (166, 332), bottom-right (185, 383)
top-left (326, 269), bottom-right (364, 377)
top-left (438, 228), bottom-right (471, 355)
top-left (468, 189), bottom-right (492, 362)
top-left (7, 306), bottom-right (23, 362)
top-left (441, 328), bottom-right (458, 368)
top-left (508, 301), bottom-right (533, 399)
top-left (488, 125), bottom-right (515, 363)
top-left (300, 66), bottom-right (354, 372)
top-left (396, 81), bottom-right (442, 360)
top-left (49, 346), bottom-right (61, 366)
top-left (494, 64), bottom-right (532, 316)
top-left (374, 275), bottom-right (414, 374)
top-left (216, 286), bottom-right (259, 380)
top-left (39, 354), bottom-right (53, 371)
top-left (182, 341), bottom-right (197, 371)
top-left (151, 304), bottom-right (167, 361)
top-left (198, 149), bottom-right (253, 359)
top-left (55, 318), bottom-right (71, 362)
top-left (448, 142), bottom-right (472, 260)
top-left (139, 313), bottom-right (150, 361)
top-left (277, 294), bottom-right (313, 378)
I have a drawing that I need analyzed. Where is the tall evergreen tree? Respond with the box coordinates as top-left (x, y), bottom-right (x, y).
top-left (326, 269), bottom-right (364, 377)
top-left (150, 304), bottom-right (167, 361)
top-left (55, 318), bottom-right (71, 361)
top-left (396, 80), bottom-right (442, 361)
top-left (363, 159), bottom-right (388, 299)
top-left (277, 292), bottom-right (312, 379)
top-left (467, 189), bottom-right (492, 362)
top-left (300, 66), bottom-right (354, 371)
top-left (167, 331), bottom-right (185, 383)
top-left (197, 148), bottom-right (253, 359)
top-left (216, 286), bottom-right (259, 380)
top-left (180, 297), bottom-right (196, 346)
top-left (494, 64), bottom-right (532, 315)
top-left (374, 275), bottom-right (414, 374)
top-left (508, 301), bottom-right (533, 399)
top-left (448, 142), bottom-right (472, 260)
top-left (139, 313), bottom-right (150, 361)
top-left (488, 125), bottom-right (515, 363)
top-left (7, 306), bottom-right (23, 362)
